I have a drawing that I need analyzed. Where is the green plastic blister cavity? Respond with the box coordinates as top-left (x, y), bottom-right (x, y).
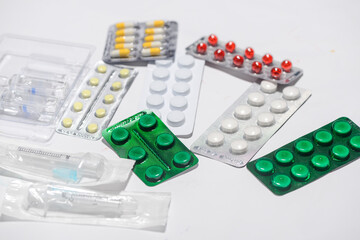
top-left (102, 110), bottom-right (198, 186)
top-left (247, 117), bottom-right (360, 195)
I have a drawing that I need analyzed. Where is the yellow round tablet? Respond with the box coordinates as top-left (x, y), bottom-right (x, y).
top-left (62, 118), bottom-right (73, 128)
top-left (104, 94), bottom-right (115, 104)
top-left (119, 68), bottom-right (130, 78)
top-left (97, 65), bottom-right (107, 73)
top-left (111, 81), bottom-right (122, 91)
top-left (87, 123), bottom-right (98, 133)
top-left (81, 89), bottom-right (91, 98)
top-left (73, 102), bottom-right (83, 112)
top-left (95, 108), bottom-right (106, 118)
top-left (89, 77), bottom-right (99, 86)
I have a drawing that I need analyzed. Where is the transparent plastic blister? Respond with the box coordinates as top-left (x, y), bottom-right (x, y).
top-left (103, 20), bottom-right (178, 64)
top-left (191, 81), bottom-right (311, 167)
top-left (1, 180), bottom-right (171, 231)
top-left (186, 35), bottom-right (303, 85)
top-left (0, 34), bottom-right (94, 141)
top-left (0, 144), bottom-right (133, 192)
top-left (140, 55), bottom-right (205, 137)
top-left (56, 61), bottom-right (137, 140)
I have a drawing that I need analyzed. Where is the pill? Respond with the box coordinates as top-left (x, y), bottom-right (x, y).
top-left (143, 41), bottom-right (162, 48)
top-left (145, 28), bottom-right (165, 35)
top-left (89, 77), bottom-right (99, 86)
top-left (81, 89), bottom-right (91, 99)
top-left (156, 133), bottom-right (175, 149)
top-left (262, 54), bottom-right (273, 65)
top-left (111, 127), bottom-right (130, 145)
top-left (167, 111), bottom-right (185, 127)
top-left (233, 55), bottom-right (244, 67)
top-left (104, 94), bottom-right (115, 104)
top-left (271, 67), bottom-right (282, 80)
top-left (170, 96), bottom-right (187, 110)
top-left (87, 123), bottom-right (98, 133)
top-left (251, 61), bottom-right (262, 74)
top-left (115, 22), bottom-right (135, 29)
top-left (350, 136), bottom-right (360, 151)
top-left (175, 69), bottom-right (192, 81)
top-left (97, 65), bottom-right (107, 73)
top-left (95, 108), bottom-right (106, 118)
top-left (155, 59), bottom-right (173, 67)
top-left (225, 41), bottom-right (236, 53)
top-left (221, 118), bottom-right (239, 133)
top-left (295, 140), bottom-right (314, 155)
top-left (128, 146), bottom-right (147, 161)
top-left (115, 28), bottom-right (136, 36)
top-left (314, 130), bottom-right (333, 146)
top-left (178, 55), bottom-right (195, 68)
top-left (115, 36), bottom-right (135, 43)
top-left (141, 48), bottom-right (162, 57)
top-left (247, 92), bottom-right (265, 106)
top-left (283, 86), bottom-right (300, 100)
top-left (257, 113), bottom-right (275, 127)
top-left (114, 43), bottom-right (134, 49)
top-left (230, 140), bottom-right (248, 154)
top-left (207, 132), bottom-right (224, 146)
top-left (172, 82), bottom-right (190, 95)
top-left (270, 99), bottom-right (288, 113)
top-left (111, 81), bottom-right (122, 91)
top-left (255, 159), bottom-right (274, 175)
top-left (62, 118), bottom-right (73, 128)
top-left (275, 150), bottom-right (294, 165)
top-left (311, 155), bottom-right (330, 170)
top-left (73, 102), bottom-right (83, 112)
top-left (291, 164), bottom-right (310, 181)
top-left (119, 68), bottom-right (130, 78)
top-left (110, 49), bottom-right (131, 58)
top-left (146, 20), bottom-right (165, 28)
top-left (271, 174), bottom-right (291, 190)
top-left (332, 121), bottom-right (352, 136)
top-left (173, 151), bottom-right (192, 167)
top-left (281, 60), bottom-right (292, 72)
top-left (260, 80), bottom-right (277, 94)
top-left (332, 145), bottom-right (350, 161)
top-left (147, 94), bottom-right (164, 108)
top-left (152, 67), bottom-right (170, 80)
top-left (145, 165), bottom-right (164, 182)
top-left (196, 42), bottom-right (207, 54)
top-left (234, 105), bottom-right (252, 120)
top-left (214, 49), bottom-right (225, 61)
top-left (244, 126), bottom-right (262, 140)
top-left (144, 34), bottom-right (165, 42)
top-left (208, 34), bottom-right (218, 46)
top-left (150, 81), bottom-right (167, 93)
top-left (245, 47), bottom-right (254, 59)
top-left (139, 114), bottom-right (157, 131)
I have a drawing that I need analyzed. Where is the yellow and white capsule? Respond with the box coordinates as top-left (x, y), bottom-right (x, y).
top-left (115, 36), bottom-right (135, 43)
top-left (115, 28), bottom-right (136, 36)
top-left (141, 48), bottom-right (163, 57)
top-left (145, 28), bottom-right (165, 35)
top-left (115, 22), bottom-right (136, 29)
top-left (146, 20), bottom-right (165, 28)
top-left (114, 43), bottom-right (134, 49)
top-left (110, 48), bottom-right (131, 58)
top-left (144, 34), bottom-right (165, 42)
top-left (143, 41), bottom-right (163, 48)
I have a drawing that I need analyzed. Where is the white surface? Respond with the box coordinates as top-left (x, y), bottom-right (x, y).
top-left (0, 0), bottom-right (360, 239)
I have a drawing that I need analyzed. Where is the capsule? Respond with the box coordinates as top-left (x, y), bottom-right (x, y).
top-left (115, 36), bottom-right (135, 43)
top-left (146, 20), bottom-right (165, 28)
top-left (142, 41), bottom-right (163, 48)
top-left (145, 28), bottom-right (165, 35)
top-left (115, 22), bottom-right (136, 29)
top-left (141, 48), bottom-right (164, 57)
top-left (110, 49), bottom-right (131, 58)
top-left (114, 43), bottom-right (134, 49)
top-left (144, 34), bottom-right (165, 42)
top-left (115, 28), bottom-right (137, 36)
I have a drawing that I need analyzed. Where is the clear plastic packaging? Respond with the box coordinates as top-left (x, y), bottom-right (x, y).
top-left (1, 180), bottom-right (171, 231)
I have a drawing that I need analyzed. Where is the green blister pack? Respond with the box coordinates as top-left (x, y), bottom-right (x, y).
top-left (247, 117), bottom-right (360, 195)
top-left (102, 110), bottom-right (199, 186)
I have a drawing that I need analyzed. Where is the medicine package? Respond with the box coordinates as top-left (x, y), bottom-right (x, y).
top-left (103, 20), bottom-right (178, 64)
top-left (1, 180), bottom-right (171, 231)
top-left (56, 61), bottom-right (137, 140)
top-left (191, 81), bottom-right (311, 167)
top-left (0, 143), bottom-right (133, 192)
top-left (140, 55), bottom-right (205, 137)
top-left (247, 117), bottom-right (360, 195)
top-left (186, 34), bottom-right (303, 85)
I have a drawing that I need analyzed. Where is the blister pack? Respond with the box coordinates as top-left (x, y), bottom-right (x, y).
top-left (191, 81), bottom-right (311, 167)
top-left (102, 110), bottom-right (199, 186)
top-left (56, 61), bottom-right (137, 140)
top-left (0, 143), bottom-right (133, 192)
top-left (247, 117), bottom-right (360, 195)
top-left (139, 55), bottom-right (205, 137)
top-left (186, 34), bottom-right (303, 85)
top-left (103, 20), bottom-right (178, 64)
top-left (1, 180), bottom-right (171, 231)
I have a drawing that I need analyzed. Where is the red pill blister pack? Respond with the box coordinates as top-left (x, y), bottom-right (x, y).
top-left (186, 34), bottom-right (303, 85)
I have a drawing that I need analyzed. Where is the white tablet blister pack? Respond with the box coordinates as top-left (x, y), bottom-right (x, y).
top-left (139, 55), bottom-right (205, 137)
top-left (191, 81), bottom-right (312, 167)
top-left (57, 61), bottom-right (137, 140)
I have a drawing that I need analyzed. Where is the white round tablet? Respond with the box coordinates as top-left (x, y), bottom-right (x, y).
top-left (234, 105), bottom-right (252, 120)
top-left (220, 118), bottom-right (239, 133)
top-left (247, 92), bottom-right (265, 106)
top-left (270, 99), bottom-right (288, 113)
top-left (167, 111), bottom-right (185, 127)
top-left (206, 132), bottom-right (225, 147)
top-left (178, 55), bottom-right (195, 68)
top-left (283, 86), bottom-right (301, 100)
top-left (152, 67), bottom-right (170, 80)
top-left (230, 140), bottom-right (248, 154)
top-left (146, 94), bottom-right (164, 108)
top-left (150, 81), bottom-right (167, 94)
top-left (260, 80), bottom-right (277, 94)
top-left (170, 96), bottom-right (188, 110)
top-left (257, 112), bottom-right (275, 127)
top-left (172, 82), bottom-right (190, 95)
top-left (155, 59), bottom-right (173, 67)
top-left (244, 126), bottom-right (262, 140)
top-left (175, 68), bottom-right (193, 81)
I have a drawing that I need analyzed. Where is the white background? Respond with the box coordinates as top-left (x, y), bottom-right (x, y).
top-left (0, 0), bottom-right (360, 239)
